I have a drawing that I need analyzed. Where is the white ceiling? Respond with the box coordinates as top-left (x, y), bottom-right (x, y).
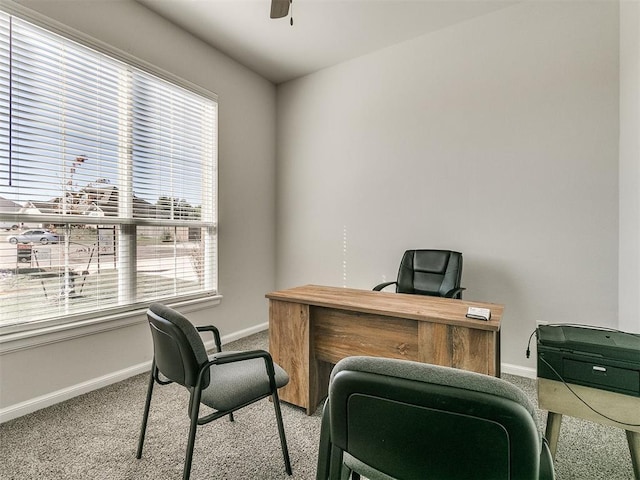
top-left (136, 0), bottom-right (520, 84)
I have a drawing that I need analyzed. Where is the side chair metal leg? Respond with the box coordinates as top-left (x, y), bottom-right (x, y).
top-left (183, 403), bottom-right (200, 480)
top-left (272, 391), bottom-right (292, 475)
top-left (136, 366), bottom-right (156, 459)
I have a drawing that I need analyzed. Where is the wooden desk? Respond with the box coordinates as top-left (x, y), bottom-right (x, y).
top-left (267, 284), bottom-right (503, 414)
top-left (538, 378), bottom-right (640, 479)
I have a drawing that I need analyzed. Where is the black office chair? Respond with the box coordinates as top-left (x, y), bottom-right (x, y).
top-left (317, 356), bottom-right (555, 480)
top-left (136, 303), bottom-right (292, 480)
top-left (373, 249), bottom-right (465, 299)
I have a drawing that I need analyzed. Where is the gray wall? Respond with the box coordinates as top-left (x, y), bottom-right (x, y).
top-left (0, 0), bottom-right (277, 417)
top-left (276, 1), bottom-right (622, 374)
top-left (619, 0), bottom-right (640, 334)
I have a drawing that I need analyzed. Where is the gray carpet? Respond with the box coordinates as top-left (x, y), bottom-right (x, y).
top-left (0, 331), bottom-right (635, 479)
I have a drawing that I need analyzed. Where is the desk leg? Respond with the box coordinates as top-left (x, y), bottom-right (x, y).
top-left (269, 300), bottom-right (312, 413)
top-left (545, 412), bottom-right (562, 459)
top-left (627, 430), bottom-right (640, 480)
top-left (495, 330), bottom-right (501, 377)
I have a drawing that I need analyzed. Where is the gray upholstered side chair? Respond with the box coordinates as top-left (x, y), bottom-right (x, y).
top-left (317, 356), bottom-right (555, 480)
top-left (374, 249), bottom-right (465, 299)
top-left (136, 303), bottom-right (292, 480)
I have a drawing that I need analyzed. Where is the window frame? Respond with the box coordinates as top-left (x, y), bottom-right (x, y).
top-left (0, 3), bottom-right (220, 339)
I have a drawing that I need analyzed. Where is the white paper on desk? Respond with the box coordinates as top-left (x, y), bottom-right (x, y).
top-left (466, 307), bottom-right (491, 321)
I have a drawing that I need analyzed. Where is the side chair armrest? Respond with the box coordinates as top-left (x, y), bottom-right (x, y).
top-left (206, 349), bottom-right (279, 390)
top-left (197, 325), bottom-right (222, 352)
top-left (211, 349), bottom-right (273, 365)
top-left (373, 281), bottom-right (397, 292)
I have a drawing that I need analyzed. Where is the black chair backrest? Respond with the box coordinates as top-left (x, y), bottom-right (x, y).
top-left (328, 357), bottom-right (543, 480)
top-left (146, 303), bottom-right (210, 389)
top-left (396, 249), bottom-right (463, 297)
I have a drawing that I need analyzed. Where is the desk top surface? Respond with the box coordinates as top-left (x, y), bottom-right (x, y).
top-left (266, 284), bottom-right (502, 331)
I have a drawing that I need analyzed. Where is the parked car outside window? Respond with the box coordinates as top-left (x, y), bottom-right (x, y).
top-left (8, 229), bottom-right (61, 245)
top-left (0, 222), bottom-right (19, 231)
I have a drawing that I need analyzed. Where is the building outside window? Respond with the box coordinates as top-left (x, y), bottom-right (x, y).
top-left (0, 10), bottom-right (218, 333)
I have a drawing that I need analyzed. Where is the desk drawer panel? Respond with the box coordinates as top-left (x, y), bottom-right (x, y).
top-left (312, 307), bottom-right (418, 364)
top-left (419, 323), bottom-right (495, 376)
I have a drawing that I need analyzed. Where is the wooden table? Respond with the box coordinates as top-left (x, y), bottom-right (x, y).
top-left (267, 284), bottom-right (503, 414)
top-left (538, 378), bottom-right (640, 479)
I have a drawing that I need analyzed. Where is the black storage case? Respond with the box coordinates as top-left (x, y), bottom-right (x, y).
top-left (537, 324), bottom-right (640, 397)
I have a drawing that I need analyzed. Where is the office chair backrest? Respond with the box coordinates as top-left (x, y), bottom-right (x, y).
top-left (147, 303), bottom-right (210, 389)
top-left (324, 356), bottom-right (545, 480)
top-left (397, 249), bottom-right (463, 297)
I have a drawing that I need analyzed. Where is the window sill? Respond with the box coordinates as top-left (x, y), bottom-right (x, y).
top-left (0, 295), bottom-right (223, 354)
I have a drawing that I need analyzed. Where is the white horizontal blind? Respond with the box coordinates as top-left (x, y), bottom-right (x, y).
top-left (1, 14), bottom-right (12, 196)
top-left (5, 16), bottom-right (124, 218)
top-left (131, 70), bottom-right (217, 302)
top-left (132, 70), bottom-right (216, 222)
top-left (0, 11), bottom-right (217, 330)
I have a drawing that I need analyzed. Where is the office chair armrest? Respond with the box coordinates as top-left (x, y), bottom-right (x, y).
top-left (444, 287), bottom-right (466, 298)
top-left (197, 325), bottom-right (222, 352)
top-left (373, 281), bottom-right (397, 291)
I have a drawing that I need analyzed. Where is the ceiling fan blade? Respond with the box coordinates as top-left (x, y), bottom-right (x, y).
top-left (270, 0), bottom-right (290, 19)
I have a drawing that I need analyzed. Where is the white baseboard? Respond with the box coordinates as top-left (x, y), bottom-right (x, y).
top-left (220, 322), bottom-right (268, 344)
top-left (0, 323), bottom-right (269, 424)
top-left (501, 362), bottom-right (537, 379)
top-left (0, 361), bottom-right (152, 424)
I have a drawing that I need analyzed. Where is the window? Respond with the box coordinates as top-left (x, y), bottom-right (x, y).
top-left (0, 10), bottom-right (218, 332)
